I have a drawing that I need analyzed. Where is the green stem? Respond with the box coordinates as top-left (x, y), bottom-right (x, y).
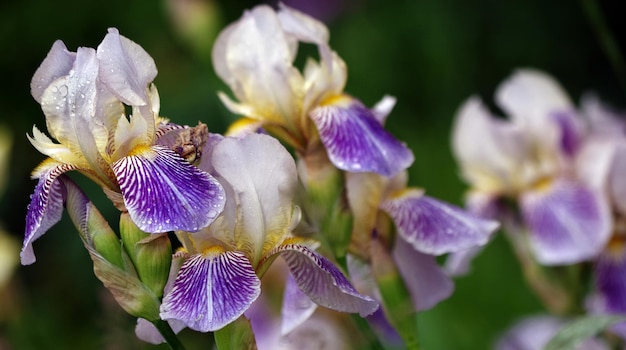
top-left (153, 319), bottom-right (186, 350)
top-left (350, 314), bottom-right (387, 350)
top-left (581, 0), bottom-right (626, 95)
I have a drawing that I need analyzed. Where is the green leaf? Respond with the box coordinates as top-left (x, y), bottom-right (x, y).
top-left (545, 314), bottom-right (626, 350)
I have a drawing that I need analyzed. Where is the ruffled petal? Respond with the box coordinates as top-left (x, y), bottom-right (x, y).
top-left (310, 96), bottom-right (414, 177)
top-left (211, 5), bottom-right (303, 125)
top-left (393, 237), bottom-right (454, 311)
top-left (520, 178), bottom-right (611, 265)
top-left (160, 251), bottom-right (261, 332)
top-left (30, 40), bottom-right (76, 103)
top-left (22, 162), bottom-right (77, 265)
top-left (381, 189), bottom-right (499, 255)
top-left (281, 273), bottom-right (317, 335)
top-left (112, 145), bottom-right (225, 233)
top-left (97, 28), bottom-right (157, 107)
top-left (211, 133), bottom-right (298, 261)
top-left (273, 243), bottom-right (379, 316)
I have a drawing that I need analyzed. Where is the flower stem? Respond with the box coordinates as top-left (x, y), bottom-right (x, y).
top-left (153, 320), bottom-right (186, 350)
top-left (581, 0), bottom-right (626, 95)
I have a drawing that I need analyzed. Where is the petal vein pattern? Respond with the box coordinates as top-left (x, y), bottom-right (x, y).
top-left (112, 146), bottom-right (224, 233)
top-left (310, 99), bottom-right (414, 177)
top-left (160, 251), bottom-right (260, 332)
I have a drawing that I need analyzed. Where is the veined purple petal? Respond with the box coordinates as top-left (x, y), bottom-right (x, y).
top-left (393, 237), bottom-right (454, 311)
top-left (381, 189), bottom-right (499, 255)
top-left (310, 97), bottom-right (414, 177)
top-left (281, 273), bottom-right (317, 335)
top-left (520, 178), bottom-right (611, 265)
top-left (274, 243), bottom-right (379, 316)
top-left (112, 145), bottom-right (225, 233)
top-left (160, 251), bottom-right (261, 332)
top-left (593, 241), bottom-right (626, 314)
top-left (22, 163), bottom-right (77, 265)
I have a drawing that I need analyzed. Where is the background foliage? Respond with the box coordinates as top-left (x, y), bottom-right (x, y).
top-left (0, 0), bottom-right (624, 348)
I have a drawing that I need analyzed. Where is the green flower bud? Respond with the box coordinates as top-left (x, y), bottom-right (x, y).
top-left (119, 213), bottom-right (172, 298)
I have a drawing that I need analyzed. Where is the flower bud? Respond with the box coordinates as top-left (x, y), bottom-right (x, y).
top-left (120, 213), bottom-right (172, 298)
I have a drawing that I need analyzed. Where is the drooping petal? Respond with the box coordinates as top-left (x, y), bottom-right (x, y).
top-left (97, 28), bottom-right (157, 107)
top-left (273, 243), bottom-right (379, 316)
top-left (392, 237), bottom-right (454, 311)
top-left (22, 162), bottom-right (76, 265)
top-left (160, 250), bottom-right (261, 332)
top-left (381, 189), bottom-right (498, 255)
top-left (31, 40), bottom-right (76, 103)
top-left (310, 96), bottom-right (414, 177)
top-left (520, 178), bottom-right (611, 265)
top-left (112, 145), bottom-right (225, 233)
top-left (281, 272), bottom-right (318, 335)
top-left (210, 133), bottom-right (298, 262)
top-left (591, 240), bottom-right (626, 317)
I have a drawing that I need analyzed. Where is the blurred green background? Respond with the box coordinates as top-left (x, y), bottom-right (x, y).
top-left (0, 0), bottom-right (624, 349)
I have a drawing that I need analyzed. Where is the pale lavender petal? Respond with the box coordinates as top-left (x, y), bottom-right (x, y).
top-left (97, 28), bottom-right (157, 106)
top-left (310, 97), bottom-right (414, 177)
top-left (381, 189), bottom-right (499, 255)
top-left (275, 243), bottom-right (379, 316)
top-left (160, 251), bottom-right (261, 332)
top-left (281, 273), bottom-right (317, 335)
top-left (366, 308), bottom-right (403, 347)
top-left (135, 318), bottom-right (186, 345)
top-left (31, 40), bottom-right (76, 103)
top-left (22, 163), bottom-right (76, 265)
top-left (112, 145), bottom-right (224, 233)
top-left (495, 315), bottom-right (609, 350)
top-left (520, 178), bottom-right (611, 265)
top-left (393, 237), bottom-right (454, 311)
top-left (444, 246), bottom-right (484, 277)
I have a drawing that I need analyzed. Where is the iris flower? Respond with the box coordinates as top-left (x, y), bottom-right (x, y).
top-left (159, 133), bottom-right (378, 332)
top-left (578, 96), bottom-right (626, 339)
top-left (212, 4), bottom-right (413, 177)
top-left (452, 69), bottom-right (611, 266)
top-left (23, 28), bottom-right (225, 264)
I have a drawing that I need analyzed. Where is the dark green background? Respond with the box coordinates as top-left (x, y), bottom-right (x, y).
top-left (0, 0), bottom-right (624, 348)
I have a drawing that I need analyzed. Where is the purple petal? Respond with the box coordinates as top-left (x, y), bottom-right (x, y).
top-left (281, 273), bottom-right (317, 335)
top-left (593, 242), bottom-right (626, 314)
top-left (30, 40), bottom-right (76, 103)
top-left (393, 237), bottom-right (454, 311)
top-left (309, 97), bottom-right (414, 177)
top-left (551, 110), bottom-right (582, 158)
top-left (160, 251), bottom-right (261, 332)
top-left (274, 243), bottom-right (379, 316)
top-left (96, 28), bottom-right (157, 107)
top-left (22, 163), bottom-right (76, 265)
top-left (380, 189), bottom-right (499, 255)
top-left (112, 145), bottom-right (225, 233)
top-left (520, 178), bottom-right (611, 265)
